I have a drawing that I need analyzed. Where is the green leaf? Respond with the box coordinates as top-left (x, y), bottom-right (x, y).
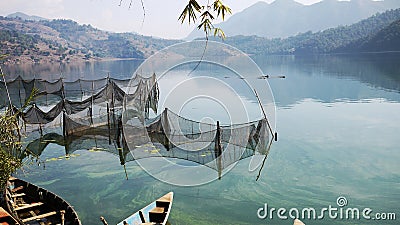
top-left (180, 0), bottom-right (231, 40)
top-left (178, 0), bottom-right (202, 24)
top-left (197, 18), bottom-right (214, 36)
top-left (200, 11), bottom-right (215, 21)
top-left (213, 0), bottom-right (231, 21)
top-left (213, 28), bottom-right (226, 39)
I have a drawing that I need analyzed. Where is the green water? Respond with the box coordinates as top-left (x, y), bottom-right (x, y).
top-left (6, 53), bottom-right (400, 225)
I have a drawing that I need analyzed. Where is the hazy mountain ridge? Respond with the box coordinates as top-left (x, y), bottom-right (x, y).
top-left (0, 15), bottom-right (180, 64)
top-left (7, 12), bottom-right (48, 21)
top-left (187, 0), bottom-right (400, 39)
top-left (214, 8), bottom-right (400, 55)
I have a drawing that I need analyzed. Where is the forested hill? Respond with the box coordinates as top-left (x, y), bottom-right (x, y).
top-left (218, 8), bottom-right (400, 55)
top-left (343, 19), bottom-right (400, 52)
top-left (1, 9), bottom-right (399, 65)
top-left (0, 15), bottom-right (179, 64)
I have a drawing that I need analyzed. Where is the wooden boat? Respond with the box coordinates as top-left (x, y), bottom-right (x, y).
top-left (4, 177), bottom-right (81, 225)
top-left (0, 206), bottom-right (19, 225)
top-left (115, 192), bottom-right (173, 225)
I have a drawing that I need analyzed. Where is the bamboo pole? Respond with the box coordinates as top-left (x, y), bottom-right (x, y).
top-left (163, 108), bottom-right (170, 151)
top-left (111, 78), bottom-right (116, 131)
top-left (90, 80), bottom-right (94, 125)
top-left (107, 103), bottom-right (111, 145)
top-left (215, 121), bottom-right (222, 180)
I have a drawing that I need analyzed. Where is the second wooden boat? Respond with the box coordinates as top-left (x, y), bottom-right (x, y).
top-left (115, 192), bottom-right (173, 225)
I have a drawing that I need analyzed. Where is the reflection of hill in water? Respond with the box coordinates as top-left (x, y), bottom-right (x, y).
top-left (2, 60), bottom-right (143, 81)
top-left (255, 53), bottom-right (400, 107)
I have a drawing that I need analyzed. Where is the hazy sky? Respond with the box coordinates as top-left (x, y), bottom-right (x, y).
top-left (0, 0), bottom-right (323, 39)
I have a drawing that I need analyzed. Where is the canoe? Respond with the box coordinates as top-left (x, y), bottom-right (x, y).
top-left (116, 192), bottom-right (173, 225)
top-left (4, 177), bottom-right (82, 225)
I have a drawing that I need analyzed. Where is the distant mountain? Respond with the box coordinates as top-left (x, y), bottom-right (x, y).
top-left (187, 0), bottom-right (400, 39)
top-left (0, 16), bottom-right (180, 64)
top-left (216, 8), bottom-right (400, 55)
top-left (7, 12), bottom-right (48, 21)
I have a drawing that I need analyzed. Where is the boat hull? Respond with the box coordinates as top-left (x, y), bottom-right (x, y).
top-left (4, 177), bottom-right (82, 225)
top-left (117, 192), bottom-right (173, 225)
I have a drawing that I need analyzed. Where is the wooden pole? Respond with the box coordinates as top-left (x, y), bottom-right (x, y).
top-left (39, 123), bottom-right (43, 137)
top-left (62, 111), bottom-right (66, 137)
top-left (111, 79), bottom-right (116, 131)
top-left (215, 121), bottom-right (222, 180)
top-left (62, 111), bottom-right (70, 155)
top-left (18, 77), bottom-right (22, 107)
top-left (79, 78), bottom-right (83, 101)
top-left (90, 80), bottom-right (94, 125)
top-left (163, 108), bottom-right (170, 151)
top-left (107, 103), bottom-right (111, 145)
top-left (100, 216), bottom-right (109, 225)
top-left (61, 78), bottom-right (69, 155)
top-left (123, 164), bottom-right (128, 180)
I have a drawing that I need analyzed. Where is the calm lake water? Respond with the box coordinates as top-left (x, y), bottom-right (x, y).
top-left (4, 53), bottom-right (400, 225)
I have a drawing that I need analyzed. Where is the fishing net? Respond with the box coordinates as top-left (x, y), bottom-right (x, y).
top-left (2, 73), bottom-right (272, 176)
top-left (0, 76), bottom-right (155, 109)
top-left (124, 108), bottom-right (271, 172)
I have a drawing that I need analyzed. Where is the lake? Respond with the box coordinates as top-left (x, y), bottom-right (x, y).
top-left (3, 52), bottom-right (400, 225)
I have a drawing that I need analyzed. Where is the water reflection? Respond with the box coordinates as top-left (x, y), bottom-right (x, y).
top-left (255, 53), bottom-right (400, 107)
top-left (2, 59), bottom-right (142, 81)
top-left (3, 53), bottom-right (400, 108)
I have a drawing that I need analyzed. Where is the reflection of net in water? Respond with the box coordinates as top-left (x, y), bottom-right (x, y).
top-left (2, 74), bottom-right (272, 179)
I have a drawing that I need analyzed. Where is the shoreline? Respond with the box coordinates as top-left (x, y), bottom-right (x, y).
top-left (1, 56), bottom-right (144, 66)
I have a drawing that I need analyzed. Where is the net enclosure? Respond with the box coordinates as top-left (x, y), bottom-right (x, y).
top-left (1, 73), bottom-right (273, 178)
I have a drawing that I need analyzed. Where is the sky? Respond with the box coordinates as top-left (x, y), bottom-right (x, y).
top-left (0, 0), bottom-right (323, 39)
